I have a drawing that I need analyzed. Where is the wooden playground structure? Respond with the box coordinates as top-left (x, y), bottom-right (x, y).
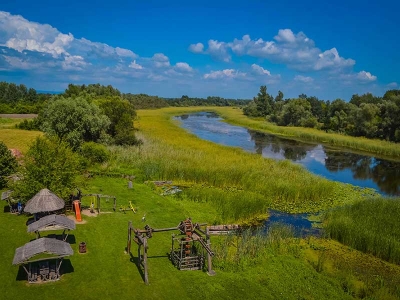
top-left (126, 218), bottom-right (216, 285)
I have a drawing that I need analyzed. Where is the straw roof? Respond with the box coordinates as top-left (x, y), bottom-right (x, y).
top-left (12, 238), bottom-right (73, 265)
top-left (24, 189), bottom-right (65, 214)
top-left (1, 190), bottom-right (12, 201)
top-left (27, 214), bottom-right (75, 233)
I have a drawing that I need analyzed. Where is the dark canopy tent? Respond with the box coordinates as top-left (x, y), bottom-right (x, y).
top-left (12, 238), bottom-right (73, 283)
top-left (24, 188), bottom-right (65, 216)
top-left (27, 214), bottom-right (76, 241)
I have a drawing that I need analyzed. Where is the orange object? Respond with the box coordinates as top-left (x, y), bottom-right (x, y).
top-left (73, 200), bottom-right (82, 222)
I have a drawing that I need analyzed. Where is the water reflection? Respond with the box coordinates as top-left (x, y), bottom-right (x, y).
top-left (175, 112), bottom-right (400, 196)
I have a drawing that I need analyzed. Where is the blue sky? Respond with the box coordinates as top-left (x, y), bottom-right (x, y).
top-left (0, 0), bottom-right (399, 100)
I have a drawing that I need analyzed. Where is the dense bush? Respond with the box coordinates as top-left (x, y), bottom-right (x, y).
top-left (79, 142), bottom-right (110, 164)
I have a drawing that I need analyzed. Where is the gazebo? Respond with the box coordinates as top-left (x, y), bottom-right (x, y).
top-left (24, 189), bottom-right (65, 218)
top-left (12, 238), bottom-right (73, 283)
top-left (27, 214), bottom-right (76, 241)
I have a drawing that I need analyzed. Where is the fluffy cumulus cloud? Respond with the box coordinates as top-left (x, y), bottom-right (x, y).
top-left (129, 60), bottom-right (143, 70)
top-left (0, 11), bottom-right (138, 69)
top-left (188, 42), bottom-right (204, 53)
top-left (251, 64), bottom-right (271, 76)
top-left (356, 71), bottom-right (377, 82)
top-left (204, 69), bottom-right (246, 79)
top-left (152, 53), bottom-right (170, 68)
top-left (174, 62), bottom-right (193, 72)
top-left (294, 75), bottom-right (313, 83)
top-left (190, 29), bottom-right (356, 72)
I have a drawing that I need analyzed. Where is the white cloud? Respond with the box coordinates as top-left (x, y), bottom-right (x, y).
top-left (356, 71), bottom-right (377, 82)
top-left (274, 29), bottom-right (297, 43)
top-left (129, 60), bottom-right (143, 69)
top-left (387, 82), bottom-right (398, 88)
top-left (0, 11), bottom-right (137, 63)
top-left (191, 29), bottom-right (355, 72)
top-left (174, 62), bottom-right (193, 72)
top-left (204, 69), bottom-right (246, 79)
top-left (207, 40), bottom-right (231, 62)
top-left (62, 55), bottom-right (87, 70)
top-left (294, 75), bottom-right (313, 83)
top-left (251, 64), bottom-right (271, 76)
top-left (115, 47), bottom-right (136, 58)
top-left (152, 53), bottom-right (170, 68)
top-left (188, 43), bottom-right (204, 53)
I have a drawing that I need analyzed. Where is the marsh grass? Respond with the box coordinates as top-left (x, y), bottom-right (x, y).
top-left (324, 198), bottom-right (400, 264)
top-left (213, 223), bottom-right (299, 271)
top-left (104, 107), bottom-right (374, 222)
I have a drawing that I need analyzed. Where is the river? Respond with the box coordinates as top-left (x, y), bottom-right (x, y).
top-left (175, 112), bottom-right (400, 197)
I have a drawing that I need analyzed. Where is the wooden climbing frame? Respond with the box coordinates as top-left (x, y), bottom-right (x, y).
top-left (126, 218), bottom-right (215, 285)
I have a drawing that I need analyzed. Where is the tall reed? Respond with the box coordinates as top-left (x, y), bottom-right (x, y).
top-left (106, 107), bottom-right (374, 221)
top-left (324, 198), bottom-right (400, 264)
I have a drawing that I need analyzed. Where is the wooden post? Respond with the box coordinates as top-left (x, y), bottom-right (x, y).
top-left (97, 195), bottom-right (100, 214)
top-left (113, 197), bottom-right (116, 211)
top-left (127, 221), bottom-right (132, 254)
top-left (143, 237), bottom-right (149, 285)
top-left (206, 228), bottom-right (216, 276)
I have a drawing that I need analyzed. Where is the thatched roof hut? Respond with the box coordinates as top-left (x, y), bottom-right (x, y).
top-left (12, 238), bottom-right (73, 265)
top-left (1, 190), bottom-right (12, 201)
top-left (24, 189), bottom-right (65, 214)
top-left (27, 214), bottom-right (75, 241)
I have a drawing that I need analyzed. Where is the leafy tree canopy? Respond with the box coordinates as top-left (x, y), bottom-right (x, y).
top-left (10, 137), bottom-right (79, 202)
top-left (0, 141), bottom-right (18, 189)
top-left (41, 96), bottom-right (110, 150)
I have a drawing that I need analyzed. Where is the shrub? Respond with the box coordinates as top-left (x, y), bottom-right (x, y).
top-left (79, 142), bottom-right (110, 164)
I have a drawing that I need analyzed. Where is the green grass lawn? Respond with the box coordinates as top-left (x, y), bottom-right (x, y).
top-left (1, 178), bottom-right (399, 299)
top-left (0, 178), bottom-right (368, 300)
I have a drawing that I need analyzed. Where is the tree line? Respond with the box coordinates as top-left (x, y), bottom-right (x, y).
top-left (0, 82), bottom-right (250, 113)
top-left (244, 86), bottom-right (400, 143)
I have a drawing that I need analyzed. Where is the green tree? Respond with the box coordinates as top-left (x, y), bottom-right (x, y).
top-left (0, 141), bottom-right (17, 189)
top-left (276, 99), bottom-right (314, 127)
top-left (41, 96), bottom-right (110, 149)
top-left (254, 86), bottom-right (274, 117)
top-left (98, 97), bottom-right (140, 145)
top-left (11, 137), bottom-right (79, 202)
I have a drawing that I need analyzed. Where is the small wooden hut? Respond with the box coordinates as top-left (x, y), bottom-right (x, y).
top-left (1, 190), bottom-right (18, 213)
top-left (24, 189), bottom-right (65, 217)
top-left (27, 214), bottom-right (76, 241)
top-left (12, 238), bottom-right (73, 283)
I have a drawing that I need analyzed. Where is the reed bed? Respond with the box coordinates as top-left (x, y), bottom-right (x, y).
top-left (106, 107), bottom-right (372, 222)
top-left (324, 198), bottom-right (400, 264)
top-left (213, 224), bottom-right (297, 271)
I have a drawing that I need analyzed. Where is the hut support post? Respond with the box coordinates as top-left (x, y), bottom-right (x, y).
top-left (206, 228), bottom-right (216, 276)
top-left (22, 265), bottom-right (29, 278)
top-left (56, 258), bottom-right (64, 276)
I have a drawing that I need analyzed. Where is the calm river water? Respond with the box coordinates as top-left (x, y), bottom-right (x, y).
top-left (175, 112), bottom-right (400, 197)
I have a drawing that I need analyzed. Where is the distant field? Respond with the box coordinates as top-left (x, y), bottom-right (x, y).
top-left (0, 114), bottom-right (38, 119)
top-left (0, 129), bottom-right (42, 152)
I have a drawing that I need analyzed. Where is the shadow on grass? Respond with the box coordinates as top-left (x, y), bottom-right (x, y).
top-left (129, 252), bottom-right (145, 283)
top-left (15, 259), bottom-right (74, 281)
